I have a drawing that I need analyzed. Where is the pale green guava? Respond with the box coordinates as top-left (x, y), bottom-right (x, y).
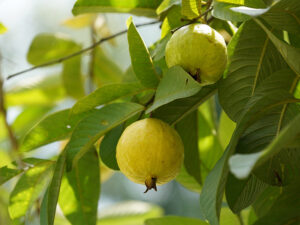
top-left (165, 23), bottom-right (227, 85)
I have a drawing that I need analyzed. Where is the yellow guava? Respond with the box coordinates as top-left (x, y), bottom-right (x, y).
top-left (165, 23), bottom-right (227, 85)
top-left (116, 118), bottom-right (184, 192)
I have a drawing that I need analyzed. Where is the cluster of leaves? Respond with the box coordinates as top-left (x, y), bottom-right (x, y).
top-left (0, 0), bottom-right (300, 225)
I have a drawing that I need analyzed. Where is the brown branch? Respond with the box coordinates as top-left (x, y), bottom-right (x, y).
top-left (6, 20), bottom-right (160, 80)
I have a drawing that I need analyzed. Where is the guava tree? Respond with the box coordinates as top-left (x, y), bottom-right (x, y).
top-left (0, 0), bottom-right (300, 225)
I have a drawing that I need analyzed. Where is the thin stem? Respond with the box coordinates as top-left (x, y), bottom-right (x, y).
top-left (237, 212), bottom-right (245, 225)
top-left (88, 22), bottom-right (97, 94)
top-left (0, 55), bottom-right (24, 168)
top-left (6, 20), bottom-right (160, 80)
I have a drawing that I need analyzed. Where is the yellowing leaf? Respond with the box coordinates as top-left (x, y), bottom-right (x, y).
top-left (62, 14), bottom-right (96, 29)
top-left (181, 0), bottom-right (202, 19)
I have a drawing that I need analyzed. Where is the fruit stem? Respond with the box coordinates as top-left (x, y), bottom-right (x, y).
top-left (144, 177), bottom-right (157, 193)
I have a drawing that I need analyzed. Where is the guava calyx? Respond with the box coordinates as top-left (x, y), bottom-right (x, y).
top-left (144, 176), bottom-right (157, 193)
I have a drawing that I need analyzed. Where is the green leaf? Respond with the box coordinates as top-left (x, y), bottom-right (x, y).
top-left (47, 151), bottom-right (67, 225)
top-left (11, 106), bottom-right (52, 139)
top-left (71, 83), bottom-right (146, 115)
top-left (261, 0), bottom-right (300, 35)
top-left (181, 0), bottom-right (201, 19)
top-left (228, 68), bottom-right (300, 185)
top-left (145, 216), bottom-right (209, 225)
top-left (218, 111), bottom-right (236, 149)
top-left (229, 113), bottom-right (300, 179)
top-left (99, 125), bottom-right (123, 170)
top-left (62, 55), bottom-right (85, 99)
top-left (21, 109), bottom-right (96, 152)
top-left (66, 102), bottom-right (144, 170)
top-left (252, 184), bottom-right (300, 225)
top-left (225, 174), bottom-right (267, 213)
top-left (0, 166), bottom-right (22, 185)
top-left (59, 148), bottom-right (100, 225)
top-left (255, 19), bottom-right (300, 76)
top-left (97, 201), bottom-right (163, 225)
top-left (93, 47), bottom-right (122, 87)
top-left (72, 0), bottom-right (163, 17)
top-left (0, 23), bottom-right (7, 34)
top-left (156, 0), bottom-right (181, 15)
top-left (176, 111), bottom-right (201, 184)
top-left (161, 5), bottom-right (186, 38)
top-left (200, 90), bottom-right (299, 225)
top-left (176, 166), bottom-right (202, 192)
top-left (127, 20), bottom-right (159, 88)
top-left (152, 83), bottom-right (217, 125)
top-left (216, 0), bottom-right (245, 4)
top-left (27, 34), bottom-right (80, 65)
top-left (8, 161), bottom-right (54, 219)
top-left (212, 2), bottom-right (251, 22)
top-left (219, 20), bottom-right (288, 122)
top-left (40, 189), bottom-right (49, 225)
top-left (252, 186), bottom-right (280, 218)
top-left (5, 74), bottom-right (65, 106)
top-left (62, 14), bottom-right (97, 29)
top-left (147, 66), bottom-right (201, 113)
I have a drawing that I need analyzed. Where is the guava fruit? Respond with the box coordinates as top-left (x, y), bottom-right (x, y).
top-left (116, 118), bottom-right (184, 192)
top-left (165, 23), bottom-right (227, 85)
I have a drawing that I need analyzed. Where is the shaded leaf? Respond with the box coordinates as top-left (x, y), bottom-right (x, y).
top-left (47, 151), bottom-right (67, 225)
top-left (93, 47), bottom-right (122, 87)
top-left (212, 2), bottom-right (251, 22)
top-left (253, 184), bottom-right (300, 225)
top-left (99, 125), bottom-right (123, 170)
top-left (200, 90), bottom-right (299, 225)
top-left (127, 20), bottom-right (159, 88)
top-left (27, 34), bottom-right (80, 65)
top-left (72, 0), bottom-right (163, 17)
top-left (40, 188), bottom-right (49, 225)
top-left (21, 108), bottom-right (96, 152)
top-left (145, 216), bottom-right (209, 225)
top-left (147, 66), bottom-right (201, 113)
top-left (65, 102), bottom-right (144, 169)
top-left (59, 148), bottom-right (100, 225)
top-left (225, 174), bottom-right (267, 213)
top-left (219, 20), bottom-right (288, 122)
top-left (229, 113), bottom-right (300, 179)
top-left (176, 111), bottom-right (201, 184)
top-left (152, 83), bottom-right (217, 125)
top-left (71, 83), bottom-right (145, 115)
top-left (8, 161), bottom-right (54, 219)
top-left (0, 166), bottom-right (22, 185)
top-left (62, 55), bottom-right (85, 99)
top-left (255, 19), bottom-right (300, 75)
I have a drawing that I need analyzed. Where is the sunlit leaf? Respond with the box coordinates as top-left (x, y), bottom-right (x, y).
top-left (8, 161), bottom-right (54, 219)
top-left (0, 23), bottom-right (7, 34)
top-left (21, 108), bottom-right (96, 152)
top-left (27, 33), bottom-right (81, 65)
top-left (161, 5), bottom-right (186, 38)
top-left (72, 0), bottom-right (163, 17)
top-left (0, 166), bottom-right (22, 185)
top-left (181, 0), bottom-right (201, 20)
top-left (156, 0), bottom-right (180, 15)
top-left (145, 216), bottom-right (209, 225)
top-left (127, 19), bottom-right (159, 88)
top-left (62, 14), bottom-right (96, 29)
